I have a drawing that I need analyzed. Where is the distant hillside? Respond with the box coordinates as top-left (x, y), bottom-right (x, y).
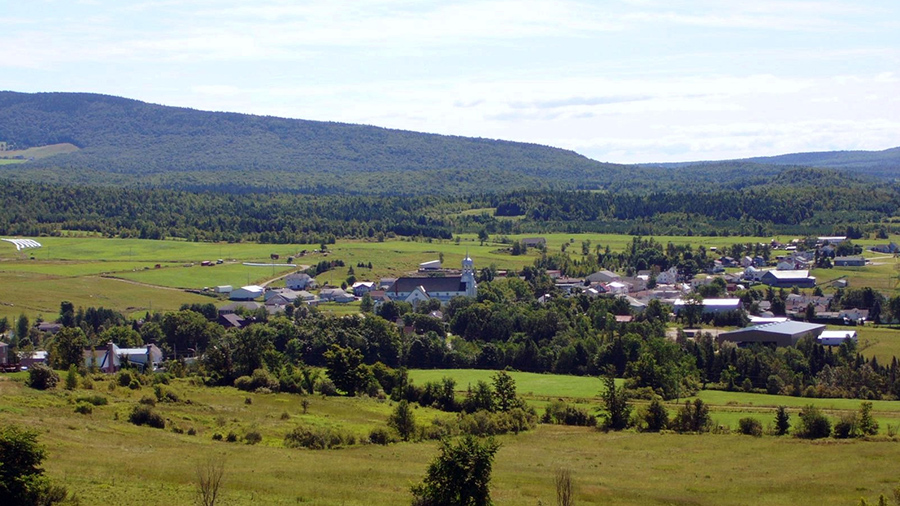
top-left (0, 91), bottom-right (642, 195)
top-left (641, 147), bottom-right (900, 180)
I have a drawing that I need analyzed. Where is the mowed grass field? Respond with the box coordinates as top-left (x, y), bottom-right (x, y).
top-left (3, 371), bottom-right (900, 505)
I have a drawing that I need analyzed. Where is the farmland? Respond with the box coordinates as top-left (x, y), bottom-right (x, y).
top-left (3, 371), bottom-right (900, 505)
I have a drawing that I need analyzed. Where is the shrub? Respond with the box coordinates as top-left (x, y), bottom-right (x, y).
top-left (774, 406), bottom-right (790, 436)
top-left (641, 398), bottom-right (669, 432)
top-left (315, 378), bottom-right (338, 396)
top-left (244, 431), bottom-right (262, 445)
top-left (672, 399), bottom-right (712, 433)
top-left (244, 397), bottom-right (252, 405)
top-left (833, 413), bottom-right (859, 439)
top-left (65, 365), bottom-right (79, 390)
top-left (794, 405), bottom-right (831, 439)
top-left (542, 400), bottom-right (597, 427)
top-left (738, 417), bottom-right (763, 437)
top-left (280, 411), bottom-right (290, 420)
top-left (368, 427), bottom-right (395, 445)
top-left (27, 364), bottom-right (59, 390)
top-left (128, 379), bottom-right (142, 390)
top-left (0, 424), bottom-right (70, 505)
top-left (225, 432), bottom-right (238, 443)
top-left (74, 402), bottom-right (93, 415)
top-left (117, 370), bottom-right (134, 387)
top-left (187, 427), bottom-right (197, 436)
top-left (212, 433), bottom-right (223, 441)
top-left (81, 375), bottom-right (94, 390)
top-left (75, 395), bottom-right (108, 406)
top-left (284, 425), bottom-right (355, 449)
top-left (388, 400), bottom-right (416, 441)
top-left (129, 405), bottom-right (165, 429)
top-left (411, 435), bottom-right (500, 506)
top-left (139, 395), bottom-right (157, 406)
top-left (858, 402), bottom-right (879, 436)
top-left (154, 384), bottom-right (180, 403)
top-left (766, 375), bottom-right (784, 395)
top-left (234, 376), bottom-right (253, 391)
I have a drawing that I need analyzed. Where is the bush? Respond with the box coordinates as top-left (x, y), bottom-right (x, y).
top-left (187, 427), bottom-right (197, 436)
top-left (212, 433), bottom-right (223, 441)
top-left (154, 384), bottom-right (180, 403)
top-left (225, 432), bottom-right (238, 443)
top-left (117, 370), bottom-right (134, 387)
top-left (75, 395), bottom-right (108, 406)
top-left (542, 400), bottom-right (597, 427)
top-left (234, 376), bottom-right (254, 391)
top-left (411, 435), bottom-right (500, 506)
top-left (833, 413), bottom-right (859, 439)
top-left (766, 375), bottom-right (784, 395)
top-left (244, 431), bottom-right (262, 445)
top-left (794, 405), bottom-right (831, 439)
top-left (27, 364), bottom-right (59, 390)
top-left (671, 399), bottom-right (712, 433)
top-left (139, 395), bottom-right (157, 406)
top-left (74, 402), bottom-right (93, 415)
top-left (65, 365), bottom-right (78, 390)
top-left (284, 425), bottom-right (356, 449)
top-left (774, 406), bottom-right (790, 436)
top-left (81, 375), bottom-right (94, 390)
top-left (368, 427), bottom-right (395, 445)
top-left (0, 424), bottom-right (70, 505)
top-left (641, 398), bottom-right (669, 432)
top-left (316, 378), bottom-right (338, 396)
top-left (738, 417), bottom-right (763, 437)
top-left (129, 405), bottom-right (165, 429)
top-left (388, 400), bottom-right (416, 441)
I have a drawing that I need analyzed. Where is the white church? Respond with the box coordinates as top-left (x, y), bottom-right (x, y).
top-left (386, 255), bottom-right (478, 304)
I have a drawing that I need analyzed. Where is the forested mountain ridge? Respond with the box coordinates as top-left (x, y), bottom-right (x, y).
top-left (0, 91), bottom-right (640, 195)
top-left (641, 147), bottom-right (900, 180)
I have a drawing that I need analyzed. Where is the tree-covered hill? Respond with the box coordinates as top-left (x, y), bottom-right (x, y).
top-left (0, 91), bottom-right (643, 195)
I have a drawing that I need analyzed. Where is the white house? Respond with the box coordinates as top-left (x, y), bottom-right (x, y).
top-left (656, 266), bottom-right (679, 285)
top-left (387, 256), bottom-right (477, 303)
top-left (285, 273), bottom-right (316, 290)
top-left (818, 330), bottom-right (858, 346)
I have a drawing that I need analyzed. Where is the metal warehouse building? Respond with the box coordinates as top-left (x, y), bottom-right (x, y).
top-left (717, 321), bottom-right (826, 347)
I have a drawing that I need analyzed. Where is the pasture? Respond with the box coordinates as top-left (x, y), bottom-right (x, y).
top-left (3, 371), bottom-right (900, 505)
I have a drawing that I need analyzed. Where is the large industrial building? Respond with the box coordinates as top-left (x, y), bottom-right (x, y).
top-left (717, 321), bottom-right (826, 347)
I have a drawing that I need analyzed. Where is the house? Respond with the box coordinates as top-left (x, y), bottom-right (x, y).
top-left (352, 281), bottom-right (376, 296)
top-left (83, 343), bottom-right (163, 373)
top-left (586, 270), bottom-right (620, 284)
top-left (19, 351), bottom-right (48, 369)
top-left (521, 237), bottom-right (546, 248)
top-left (839, 308), bottom-right (869, 324)
top-left (0, 341), bottom-right (7, 365)
top-left (218, 313), bottom-right (246, 329)
top-left (218, 301), bottom-right (263, 314)
top-left (870, 242), bottom-right (900, 254)
top-left (834, 256), bottom-right (865, 267)
top-left (740, 256), bottom-right (753, 268)
top-left (673, 298), bottom-right (743, 314)
top-left (656, 267), bottom-right (679, 285)
top-left (818, 330), bottom-right (857, 346)
top-left (605, 281), bottom-right (629, 295)
top-left (818, 236), bottom-right (848, 244)
top-left (319, 288), bottom-right (356, 303)
top-left (760, 269), bottom-right (816, 288)
top-left (265, 288), bottom-right (301, 303)
top-left (555, 276), bottom-right (585, 294)
top-left (213, 285), bottom-right (233, 294)
top-left (718, 321), bottom-right (826, 347)
top-left (387, 256), bottom-right (477, 303)
top-left (285, 273), bottom-right (316, 290)
top-left (743, 267), bottom-right (764, 281)
top-left (229, 285), bottom-right (265, 301)
top-left (37, 322), bottom-right (62, 334)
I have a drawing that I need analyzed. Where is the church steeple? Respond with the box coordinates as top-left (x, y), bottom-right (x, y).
top-left (461, 250), bottom-right (476, 297)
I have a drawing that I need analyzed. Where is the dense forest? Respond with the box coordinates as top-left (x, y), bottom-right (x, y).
top-left (1, 172), bottom-right (897, 241)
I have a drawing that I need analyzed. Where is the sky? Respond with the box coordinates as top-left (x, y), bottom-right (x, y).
top-left (2, 0), bottom-right (899, 163)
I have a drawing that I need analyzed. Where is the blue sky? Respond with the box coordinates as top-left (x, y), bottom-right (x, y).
top-left (3, 0), bottom-right (899, 163)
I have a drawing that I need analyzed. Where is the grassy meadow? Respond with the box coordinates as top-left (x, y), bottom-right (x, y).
top-left (3, 371), bottom-right (900, 505)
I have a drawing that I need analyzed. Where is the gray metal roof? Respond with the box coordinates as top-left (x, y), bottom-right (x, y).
top-left (725, 320), bottom-right (825, 337)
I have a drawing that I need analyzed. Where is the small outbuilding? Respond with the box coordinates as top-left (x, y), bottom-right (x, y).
top-left (818, 330), bottom-right (858, 346)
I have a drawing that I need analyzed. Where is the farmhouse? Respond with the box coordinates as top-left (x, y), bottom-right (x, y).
top-left (319, 288), bottom-right (355, 303)
top-left (718, 321), bottom-right (825, 347)
top-left (387, 256), bottom-right (477, 303)
top-left (285, 273), bottom-right (316, 290)
top-left (83, 342), bottom-right (163, 373)
top-left (352, 281), bottom-right (376, 296)
top-left (760, 269), bottom-right (816, 288)
top-left (834, 256), bottom-right (865, 267)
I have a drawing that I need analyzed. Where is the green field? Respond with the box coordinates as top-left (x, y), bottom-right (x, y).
top-left (3, 371), bottom-right (900, 505)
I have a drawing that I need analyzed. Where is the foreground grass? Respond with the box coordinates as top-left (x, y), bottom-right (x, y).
top-left (4, 371), bottom-right (900, 505)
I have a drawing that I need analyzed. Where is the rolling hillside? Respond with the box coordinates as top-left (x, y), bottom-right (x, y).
top-left (0, 91), bottom-right (639, 195)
